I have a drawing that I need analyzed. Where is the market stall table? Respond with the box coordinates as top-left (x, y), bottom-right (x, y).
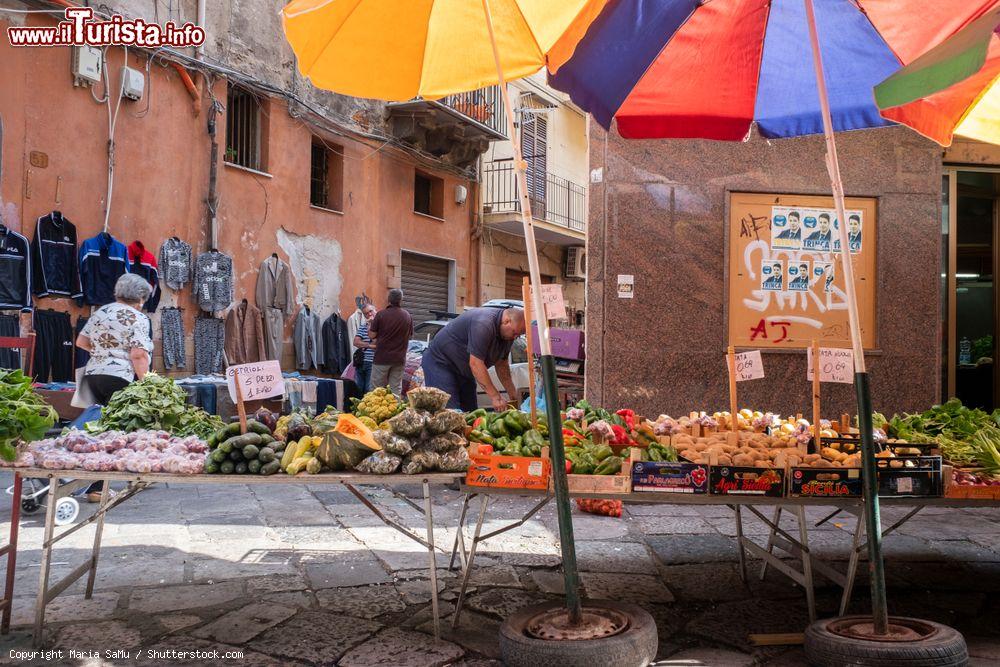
top-left (449, 485), bottom-right (1000, 626)
top-left (2, 468), bottom-right (463, 647)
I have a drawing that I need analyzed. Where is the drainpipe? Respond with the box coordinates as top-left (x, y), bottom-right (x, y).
top-left (206, 100), bottom-right (220, 250)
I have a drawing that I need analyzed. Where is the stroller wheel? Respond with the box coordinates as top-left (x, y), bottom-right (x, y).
top-left (20, 499), bottom-right (40, 514)
top-left (54, 498), bottom-right (79, 526)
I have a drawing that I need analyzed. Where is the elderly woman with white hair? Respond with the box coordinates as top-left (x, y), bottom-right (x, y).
top-left (75, 273), bottom-right (154, 406)
top-left (74, 273), bottom-right (154, 500)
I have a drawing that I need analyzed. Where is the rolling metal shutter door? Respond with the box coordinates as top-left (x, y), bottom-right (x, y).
top-left (401, 252), bottom-right (450, 326)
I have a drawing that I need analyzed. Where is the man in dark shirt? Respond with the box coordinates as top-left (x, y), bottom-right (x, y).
top-left (423, 307), bottom-right (525, 411)
top-left (368, 289), bottom-right (413, 396)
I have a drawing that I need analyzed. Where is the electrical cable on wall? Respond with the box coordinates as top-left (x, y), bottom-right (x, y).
top-left (97, 45), bottom-right (128, 234)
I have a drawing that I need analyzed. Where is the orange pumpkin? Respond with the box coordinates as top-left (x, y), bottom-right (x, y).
top-left (316, 414), bottom-right (381, 470)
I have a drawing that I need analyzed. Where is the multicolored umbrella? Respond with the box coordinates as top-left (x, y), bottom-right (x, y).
top-left (548, 0), bottom-right (999, 141)
top-left (875, 5), bottom-right (1000, 146)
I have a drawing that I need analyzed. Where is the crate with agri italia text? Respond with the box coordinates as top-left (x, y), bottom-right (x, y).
top-left (465, 450), bottom-right (551, 491)
top-left (788, 466), bottom-right (862, 498)
top-left (545, 446), bottom-right (636, 495)
top-left (710, 465), bottom-right (786, 497)
top-left (877, 455), bottom-right (942, 497)
top-left (631, 460), bottom-right (710, 494)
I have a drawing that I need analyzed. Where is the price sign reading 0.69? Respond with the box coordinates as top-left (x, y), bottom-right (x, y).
top-left (733, 350), bottom-right (764, 382)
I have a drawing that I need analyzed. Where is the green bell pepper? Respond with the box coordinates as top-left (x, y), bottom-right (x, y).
top-left (594, 455), bottom-right (623, 475)
top-left (523, 429), bottom-right (544, 449)
top-left (465, 408), bottom-right (487, 425)
top-left (504, 410), bottom-right (530, 436)
top-left (489, 418), bottom-right (509, 438)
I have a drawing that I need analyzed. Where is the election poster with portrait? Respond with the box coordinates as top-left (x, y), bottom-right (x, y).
top-left (727, 192), bottom-right (877, 350)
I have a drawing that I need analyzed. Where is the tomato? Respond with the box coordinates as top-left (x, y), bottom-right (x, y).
top-left (565, 460), bottom-right (573, 474)
top-left (478, 444), bottom-right (494, 456)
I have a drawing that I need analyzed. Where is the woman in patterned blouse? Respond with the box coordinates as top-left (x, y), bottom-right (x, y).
top-left (75, 274), bottom-right (154, 501)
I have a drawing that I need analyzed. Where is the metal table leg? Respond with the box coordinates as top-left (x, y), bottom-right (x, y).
top-left (796, 505), bottom-right (817, 622)
top-left (422, 480), bottom-right (440, 639)
top-left (1, 474), bottom-right (22, 634)
top-left (84, 482), bottom-right (112, 598)
top-left (33, 478), bottom-right (59, 647)
top-left (759, 506), bottom-right (782, 581)
top-left (840, 508), bottom-right (866, 615)
top-left (452, 495), bottom-right (489, 629)
top-left (733, 504), bottom-right (747, 583)
top-left (449, 492), bottom-right (474, 572)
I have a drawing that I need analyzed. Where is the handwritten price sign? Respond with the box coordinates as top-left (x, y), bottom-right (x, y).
top-left (227, 360), bottom-right (285, 402)
top-left (538, 284), bottom-right (567, 320)
top-left (733, 350), bottom-right (764, 382)
top-left (807, 347), bottom-right (855, 384)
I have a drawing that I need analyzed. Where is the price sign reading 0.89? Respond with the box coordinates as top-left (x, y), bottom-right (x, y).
top-left (807, 347), bottom-right (854, 384)
top-left (733, 350), bottom-right (765, 382)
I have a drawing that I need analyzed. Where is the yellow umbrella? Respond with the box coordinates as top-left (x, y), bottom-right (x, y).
top-left (282, 0), bottom-right (603, 100)
top-left (282, 0), bottom-right (607, 637)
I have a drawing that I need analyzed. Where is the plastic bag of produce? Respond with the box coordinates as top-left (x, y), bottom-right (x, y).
top-left (425, 432), bottom-right (466, 452)
top-left (575, 498), bottom-right (622, 518)
top-left (401, 449), bottom-right (440, 474)
top-left (437, 447), bottom-right (471, 472)
top-left (406, 386), bottom-right (450, 413)
top-left (389, 409), bottom-right (428, 438)
top-left (373, 430), bottom-right (413, 456)
top-left (355, 450), bottom-right (403, 474)
top-left (426, 410), bottom-right (465, 435)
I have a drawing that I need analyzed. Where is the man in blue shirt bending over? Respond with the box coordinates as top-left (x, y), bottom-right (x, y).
top-left (422, 307), bottom-right (525, 411)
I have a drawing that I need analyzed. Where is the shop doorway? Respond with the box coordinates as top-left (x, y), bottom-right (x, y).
top-left (943, 169), bottom-right (1000, 409)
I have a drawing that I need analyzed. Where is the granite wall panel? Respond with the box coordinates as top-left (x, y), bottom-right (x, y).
top-left (586, 126), bottom-right (943, 417)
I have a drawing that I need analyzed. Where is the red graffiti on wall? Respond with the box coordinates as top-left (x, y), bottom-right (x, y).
top-left (749, 319), bottom-right (791, 344)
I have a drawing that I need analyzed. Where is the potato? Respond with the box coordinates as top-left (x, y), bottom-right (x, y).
top-left (754, 460), bottom-right (772, 468)
top-left (774, 452), bottom-right (787, 468)
top-left (717, 454), bottom-right (733, 466)
top-left (733, 454), bottom-right (754, 467)
top-left (812, 458), bottom-right (833, 468)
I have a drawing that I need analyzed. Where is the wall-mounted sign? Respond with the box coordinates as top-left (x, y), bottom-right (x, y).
top-left (727, 192), bottom-right (877, 349)
top-left (617, 274), bottom-right (634, 299)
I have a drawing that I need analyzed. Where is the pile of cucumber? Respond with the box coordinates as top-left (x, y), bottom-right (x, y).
top-left (204, 420), bottom-right (284, 475)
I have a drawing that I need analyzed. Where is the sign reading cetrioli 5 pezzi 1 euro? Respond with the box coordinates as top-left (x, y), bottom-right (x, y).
top-left (227, 361), bottom-right (285, 402)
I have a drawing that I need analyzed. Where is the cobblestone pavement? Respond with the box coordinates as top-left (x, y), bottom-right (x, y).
top-left (0, 473), bottom-right (998, 666)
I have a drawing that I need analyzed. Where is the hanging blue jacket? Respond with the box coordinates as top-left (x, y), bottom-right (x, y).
top-left (77, 232), bottom-right (130, 306)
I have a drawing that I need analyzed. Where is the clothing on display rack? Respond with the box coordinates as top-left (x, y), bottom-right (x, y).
top-left (0, 225), bottom-right (32, 312)
top-left (74, 316), bottom-right (89, 369)
top-left (32, 309), bottom-right (74, 382)
top-left (293, 306), bottom-right (322, 371)
top-left (160, 307), bottom-right (186, 370)
top-left (78, 231), bottom-right (130, 307)
top-left (159, 237), bottom-right (192, 291)
top-left (194, 315), bottom-right (225, 374)
top-left (127, 241), bottom-right (160, 312)
top-left (193, 250), bottom-right (233, 313)
top-left (0, 314), bottom-right (21, 370)
top-left (255, 254), bottom-right (295, 361)
top-left (31, 211), bottom-right (82, 300)
top-left (321, 312), bottom-right (351, 375)
top-left (224, 299), bottom-right (267, 366)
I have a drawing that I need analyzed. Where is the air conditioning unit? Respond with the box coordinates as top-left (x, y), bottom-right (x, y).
top-left (565, 246), bottom-right (586, 280)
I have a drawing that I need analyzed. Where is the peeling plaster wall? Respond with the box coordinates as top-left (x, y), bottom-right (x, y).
top-left (276, 228), bottom-right (344, 316)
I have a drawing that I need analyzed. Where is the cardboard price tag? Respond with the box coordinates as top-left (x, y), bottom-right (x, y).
top-left (733, 350), bottom-right (764, 382)
top-left (537, 284), bottom-right (566, 320)
top-left (807, 347), bottom-right (854, 384)
top-left (227, 360), bottom-right (285, 402)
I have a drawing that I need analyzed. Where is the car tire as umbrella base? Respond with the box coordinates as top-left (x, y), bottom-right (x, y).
top-left (804, 615), bottom-right (968, 667)
top-left (499, 600), bottom-right (657, 667)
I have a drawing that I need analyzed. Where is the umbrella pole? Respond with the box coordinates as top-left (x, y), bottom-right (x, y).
top-left (804, 0), bottom-right (888, 635)
top-left (481, 0), bottom-right (583, 625)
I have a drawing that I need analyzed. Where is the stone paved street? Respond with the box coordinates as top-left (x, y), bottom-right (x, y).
top-left (0, 473), bottom-right (998, 666)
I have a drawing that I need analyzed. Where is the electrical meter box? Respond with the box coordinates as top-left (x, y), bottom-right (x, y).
top-left (71, 45), bottom-right (103, 85)
top-left (120, 66), bottom-right (145, 101)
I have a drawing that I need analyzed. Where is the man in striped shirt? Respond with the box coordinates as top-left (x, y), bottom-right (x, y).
top-left (353, 304), bottom-right (377, 392)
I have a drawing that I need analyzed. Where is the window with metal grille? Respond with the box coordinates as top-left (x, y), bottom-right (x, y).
top-left (414, 170), bottom-right (444, 219)
top-left (310, 139), bottom-right (344, 211)
top-left (225, 85), bottom-right (268, 171)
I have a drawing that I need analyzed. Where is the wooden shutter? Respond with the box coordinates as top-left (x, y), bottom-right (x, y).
top-left (504, 269), bottom-right (555, 300)
top-left (520, 112), bottom-right (547, 215)
top-left (401, 252), bottom-right (451, 326)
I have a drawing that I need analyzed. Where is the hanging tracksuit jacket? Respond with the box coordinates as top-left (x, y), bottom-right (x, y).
top-left (127, 241), bottom-right (160, 312)
top-left (78, 232), bottom-right (131, 306)
top-left (0, 228), bottom-right (33, 312)
top-left (31, 212), bottom-right (83, 300)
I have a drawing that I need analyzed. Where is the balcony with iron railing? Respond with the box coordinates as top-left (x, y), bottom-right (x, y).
top-left (482, 161), bottom-right (586, 242)
top-left (388, 85), bottom-right (508, 141)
